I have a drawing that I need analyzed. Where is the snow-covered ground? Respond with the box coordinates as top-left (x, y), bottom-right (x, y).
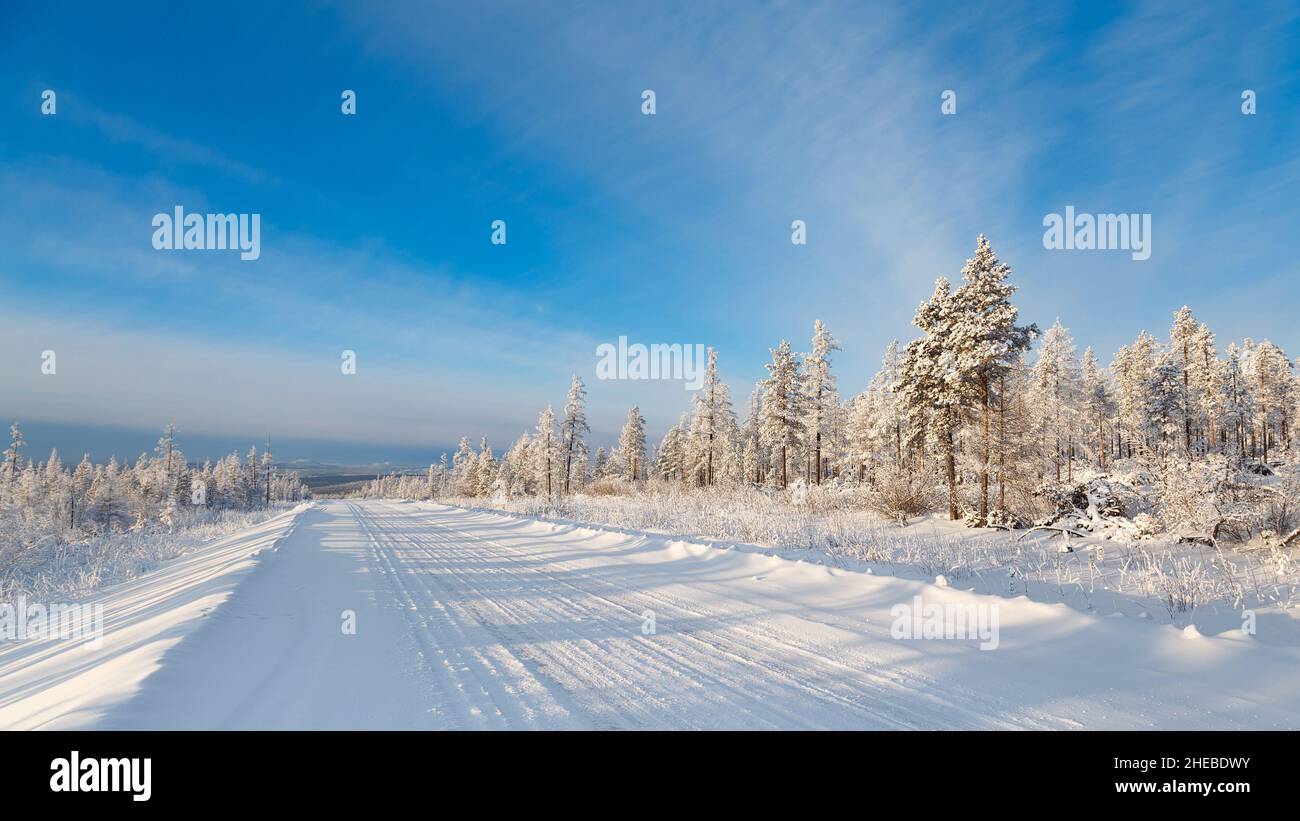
top-left (2, 499), bottom-right (1297, 729)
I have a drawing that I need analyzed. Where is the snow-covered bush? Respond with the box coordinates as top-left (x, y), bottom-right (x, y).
top-left (1257, 476), bottom-right (1299, 538)
top-left (867, 465), bottom-right (937, 525)
top-left (1031, 476), bottom-right (1149, 539)
top-left (1, 505), bottom-right (292, 599)
top-left (1156, 460), bottom-right (1224, 540)
top-left (583, 477), bottom-right (637, 497)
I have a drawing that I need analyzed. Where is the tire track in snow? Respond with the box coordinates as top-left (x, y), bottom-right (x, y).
top-left (367, 505), bottom-right (796, 729)
top-left (403, 505), bottom-right (926, 728)
top-left (352, 502), bottom-right (598, 728)
top-left (402, 502), bottom-right (1074, 729)
top-left (349, 502), bottom-right (503, 729)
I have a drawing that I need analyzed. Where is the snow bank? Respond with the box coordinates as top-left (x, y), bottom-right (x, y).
top-left (0, 503), bottom-right (311, 729)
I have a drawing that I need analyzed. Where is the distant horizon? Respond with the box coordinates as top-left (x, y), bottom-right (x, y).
top-left (0, 417), bottom-right (451, 472)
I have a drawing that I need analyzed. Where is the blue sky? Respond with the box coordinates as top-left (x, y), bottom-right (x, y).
top-left (2, 0), bottom-right (1298, 465)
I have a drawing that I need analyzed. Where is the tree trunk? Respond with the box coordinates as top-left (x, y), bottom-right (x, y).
top-left (998, 373), bottom-right (1007, 511)
top-left (979, 374), bottom-right (990, 520)
top-left (946, 431), bottom-right (958, 521)
top-left (1097, 412), bottom-right (1106, 470)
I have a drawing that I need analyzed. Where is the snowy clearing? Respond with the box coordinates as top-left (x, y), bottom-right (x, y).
top-left (2, 499), bottom-right (1297, 730)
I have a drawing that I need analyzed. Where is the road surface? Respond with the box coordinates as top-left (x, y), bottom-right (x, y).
top-left (2, 500), bottom-right (1297, 729)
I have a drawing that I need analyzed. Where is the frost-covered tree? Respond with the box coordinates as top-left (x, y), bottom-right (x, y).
top-left (534, 405), bottom-right (558, 496)
top-left (475, 437), bottom-right (498, 496)
top-left (1193, 321), bottom-right (1226, 456)
top-left (687, 349), bottom-right (736, 486)
top-left (802, 320), bottom-right (840, 484)
top-left (759, 340), bottom-right (804, 488)
top-left (1248, 340), bottom-right (1293, 462)
top-left (261, 445), bottom-right (272, 507)
top-left (656, 413), bottom-right (690, 481)
top-left (740, 384), bottom-right (765, 486)
top-left (560, 375), bottom-right (589, 494)
top-left (1029, 320), bottom-right (1082, 481)
top-left (897, 278), bottom-right (966, 519)
top-left (1169, 306), bottom-right (1201, 458)
top-left (1112, 332), bottom-right (1159, 458)
top-left (5, 423), bottom-right (25, 484)
top-left (70, 453), bottom-right (94, 528)
top-left (950, 236), bottom-right (1036, 519)
top-left (1080, 347), bottom-right (1114, 469)
top-left (452, 436), bottom-right (475, 495)
top-left (847, 341), bottom-right (905, 483)
top-left (618, 406), bottom-right (647, 481)
top-left (154, 423), bottom-right (180, 502)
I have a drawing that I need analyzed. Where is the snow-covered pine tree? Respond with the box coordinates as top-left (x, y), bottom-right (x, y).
top-left (741, 383), bottom-right (765, 486)
top-left (1112, 332), bottom-right (1159, 459)
top-left (534, 405), bottom-right (558, 496)
top-left (759, 340), bottom-right (804, 488)
top-left (1248, 340), bottom-right (1293, 462)
top-left (475, 437), bottom-right (497, 496)
top-left (802, 320), bottom-right (840, 485)
top-left (897, 278), bottom-right (966, 519)
top-left (657, 412), bottom-right (691, 481)
top-left (560, 375), bottom-right (590, 494)
top-left (686, 349), bottom-right (736, 486)
top-left (1081, 347), bottom-right (1114, 469)
top-left (849, 340), bottom-right (907, 482)
top-left (5, 422), bottom-right (25, 484)
top-left (452, 436), bottom-right (475, 495)
top-left (246, 446), bottom-right (259, 508)
top-left (949, 235), bottom-right (1036, 520)
top-left (1147, 349), bottom-right (1185, 460)
top-left (261, 443), bottom-right (273, 507)
top-left (1029, 320), bottom-right (1082, 481)
top-left (71, 453), bottom-right (94, 528)
top-left (1194, 321), bottom-right (1225, 456)
top-left (1170, 306), bottom-right (1203, 459)
top-left (618, 405), bottom-right (647, 481)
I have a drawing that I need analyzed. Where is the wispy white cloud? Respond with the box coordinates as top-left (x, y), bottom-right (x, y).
top-left (60, 92), bottom-right (269, 184)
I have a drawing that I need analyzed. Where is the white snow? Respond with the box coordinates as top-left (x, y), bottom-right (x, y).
top-left (2, 499), bottom-right (1297, 730)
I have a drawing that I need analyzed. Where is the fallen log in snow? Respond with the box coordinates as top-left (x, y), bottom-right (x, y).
top-left (1016, 525), bottom-right (1088, 543)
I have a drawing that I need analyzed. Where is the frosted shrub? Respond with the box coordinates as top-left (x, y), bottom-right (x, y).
top-left (583, 477), bottom-right (636, 497)
top-left (867, 466), bottom-right (937, 525)
top-left (1157, 460), bottom-right (1222, 539)
top-left (1257, 477), bottom-right (1300, 539)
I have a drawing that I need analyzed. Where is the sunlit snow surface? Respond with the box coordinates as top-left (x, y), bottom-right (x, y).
top-left (2, 500), bottom-right (1296, 730)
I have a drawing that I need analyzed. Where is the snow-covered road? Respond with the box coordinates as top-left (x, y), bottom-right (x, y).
top-left (3, 500), bottom-right (1298, 729)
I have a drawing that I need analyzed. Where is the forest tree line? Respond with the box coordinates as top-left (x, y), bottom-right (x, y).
top-left (1, 423), bottom-right (311, 542)
top-left (376, 236), bottom-right (1298, 528)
